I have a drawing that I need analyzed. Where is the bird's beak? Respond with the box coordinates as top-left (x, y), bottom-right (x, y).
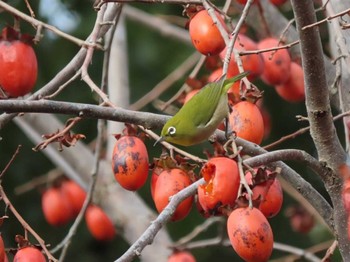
top-left (154, 136), bottom-right (165, 146)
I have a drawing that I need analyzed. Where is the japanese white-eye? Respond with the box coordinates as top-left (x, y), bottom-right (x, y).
top-left (156, 72), bottom-right (248, 146)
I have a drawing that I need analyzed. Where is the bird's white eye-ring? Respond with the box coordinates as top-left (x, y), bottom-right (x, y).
top-left (167, 126), bottom-right (176, 136)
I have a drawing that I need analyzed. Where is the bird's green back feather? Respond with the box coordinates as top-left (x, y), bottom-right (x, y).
top-left (160, 72), bottom-right (248, 146)
top-left (172, 72), bottom-right (247, 127)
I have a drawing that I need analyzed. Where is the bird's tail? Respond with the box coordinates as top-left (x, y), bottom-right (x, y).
top-left (220, 71), bottom-right (249, 93)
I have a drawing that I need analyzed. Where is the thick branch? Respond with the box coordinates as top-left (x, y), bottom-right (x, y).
top-left (0, 99), bottom-right (334, 229)
top-left (237, 139), bottom-right (334, 229)
top-left (0, 100), bottom-right (168, 129)
top-left (244, 149), bottom-right (327, 179)
top-left (291, 1), bottom-right (345, 166)
top-left (291, 0), bottom-right (349, 258)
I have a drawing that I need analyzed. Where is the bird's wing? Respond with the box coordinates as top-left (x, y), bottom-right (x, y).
top-left (177, 82), bottom-right (223, 128)
top-left (172, 72), bottom-right (249, 128)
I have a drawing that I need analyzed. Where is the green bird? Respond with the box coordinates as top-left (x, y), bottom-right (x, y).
top-left (156, 72), bottom-right (248, 146)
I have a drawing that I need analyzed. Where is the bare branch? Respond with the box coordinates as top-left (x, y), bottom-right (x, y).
top-left (291, 0), bottom-right (346, 165)
top-left (99, 0), bottom-right (202, 5)
top-left (244, 149), bottom-right (327, 180)
top-left (273, 242), bottom-right (321, 262)
top-left (302, 8), bottom-right (350, 30)
top-left (0, 99), bottom-right (168, 129)
top-left (0, 1), bottom-right (102, 48)
top-left (0, 3), bottom-right (123, 130)
top-left (123, 6), bottom-right (191, 45)
top-left (115, 179), bottom-right (205, 262)
top-left (0, 185), bottom-right (57, 261)
top-left (129, 52), bottom-right (201, 111)
top-left (289, 0), bottom-right (349, 257)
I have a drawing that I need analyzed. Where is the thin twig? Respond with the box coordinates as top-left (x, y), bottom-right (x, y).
top-left (160, 55), bottom-right (206, 111)
top-left (172, 217), bottom-right (223, 248)
top-left (0, 145), bottom-right (21, 179)
top-left (32, 117), bottom-right (84, 152)
top-left (202, 0), bottom-right (230, 44)
top-left (81, 4), bottom-right (114, 106)
top-left (273, 242), bottom-right (321, 262)
top-left (55, 49), bottom-right (110, 257)
top-left (0, 186), bottom-right (57, 261)
top-left (321, 240), bottom-right (338, 262)
top-left (222, 0), bottom-right (254, 76)
top-left (14, 169), bottom-right (62, 195)
top-left (264, 110), bottom-right (350, 150)
top-left (123, 6), bottom-right (191, 45)
top-left (43, 70), bottom-right (82, 100)
top-left (56, 119), bottom-right (105, 260)
top-left (239, 40), bottom-right (299, 55)
top-left (24, 0), bottom-right (35, 18)
top-left (224, 139), bottom-right (253, 206)
top-left (271, 240), bottom-right (335, 262)
top-left (302, 7), bottom-right (350, 30)
top-left (129, 52), bottom-right (201, 111)
top-left (0, 1), bottom-right (102, 49)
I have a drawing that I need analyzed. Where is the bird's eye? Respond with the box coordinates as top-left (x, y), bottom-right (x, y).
top-left (167, 126), bottom-right (176, 136)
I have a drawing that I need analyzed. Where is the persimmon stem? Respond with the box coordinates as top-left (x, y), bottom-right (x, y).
top-left (224, 138), bottom-right (253, 208)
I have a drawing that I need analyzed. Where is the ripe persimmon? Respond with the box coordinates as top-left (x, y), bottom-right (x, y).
top-left (112, 136), bottom-right (149, 191)
top-left (0, 27), bottom-right (37, 97)
top-left (227, 207), bottom-right (273, 262)
top-left (61, 180), bottom-right (86, 216)
top-left (168, 251), bottom-right (196, 262)
top-left (220, 34), bottom-right (264, 80)
top-left (189, 10), bottom-right (227, 56)
top-left (229, 101), bottom-right (264, 144)
top-left (275, 62), bottom-right (305, 102)
top-left (198, 157), bottom-right (240, 214)
top-left (14, 247), bottom-right (46, 262)
top-left (269, 0), bottom-right (287, 6)
top-left (258, 37), bottom-right (291, 85)
top-left (153, 169), bottom-right (193, 221)
top-left (259, 178), bottom-right (283, 218)
top-left (85, 205), bottom-right (116, 241)
top-left (41, 187), bottom-right (74, 226)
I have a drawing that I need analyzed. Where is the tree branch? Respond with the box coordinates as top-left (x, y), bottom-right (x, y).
top-left (0, 1), bottom-right (101, 48)
top-left (291, 1), bottom-right (345, 166)
top-left (291, 0), bottom-right (349, 258)
top-left (244, 149), bottom-right (328, 179)
top-left (234, 137), bottom-right (334, 230)
top-left (0, 99), bottom-right (168, 129)
top-left (0, 3), bottom-right (123, 130)
top-left (115, 179), bottom-right (205, 262)
top-left (0, 98), bottom-right (334, 229)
